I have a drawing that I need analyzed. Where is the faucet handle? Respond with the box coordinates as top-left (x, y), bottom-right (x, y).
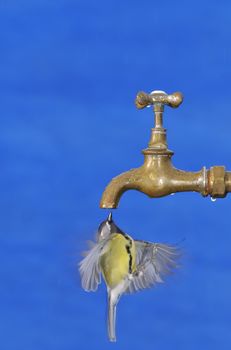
top-left (135, 90), bottom-right (183, 109)
top-left (135, 90), bottom-right (184, 150)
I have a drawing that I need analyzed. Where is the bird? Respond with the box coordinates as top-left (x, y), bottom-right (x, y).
top-left (79, 212), bottom-right (181, 342)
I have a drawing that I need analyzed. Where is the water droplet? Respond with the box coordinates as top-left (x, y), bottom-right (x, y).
top-left (211, 197), bottom-right (217, 202)
top-left (171, 193), bottom-right (175, 196)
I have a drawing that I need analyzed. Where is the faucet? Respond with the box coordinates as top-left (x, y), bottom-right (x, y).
top-left (100, 90), bottom-right (231, 208)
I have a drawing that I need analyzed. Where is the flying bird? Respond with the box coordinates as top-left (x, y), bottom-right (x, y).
top-left (79, 212), bottom-right (181, 342)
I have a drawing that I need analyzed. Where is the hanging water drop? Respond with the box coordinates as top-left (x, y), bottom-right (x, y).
top-left (211, 197), bottom-right (217, 202)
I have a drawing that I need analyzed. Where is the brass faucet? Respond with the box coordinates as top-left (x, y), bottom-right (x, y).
top-left (100, 90), bottom-right (231, 208)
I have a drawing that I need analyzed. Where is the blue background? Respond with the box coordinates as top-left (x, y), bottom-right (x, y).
top-left (1, 1), bottom-right (231, 349)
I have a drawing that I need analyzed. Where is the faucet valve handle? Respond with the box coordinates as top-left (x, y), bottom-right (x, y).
top-left (135, 90), bottom-right (184, 109)
top-left (135, 90), bottom-right (184, 152)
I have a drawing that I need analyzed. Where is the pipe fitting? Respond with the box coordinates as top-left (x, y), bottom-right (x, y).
top-left (208, 166), bottom-right (226, 198)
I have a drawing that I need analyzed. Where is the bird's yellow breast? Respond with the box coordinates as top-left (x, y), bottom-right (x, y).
top-left (100, 233), bottom-right (136, 288)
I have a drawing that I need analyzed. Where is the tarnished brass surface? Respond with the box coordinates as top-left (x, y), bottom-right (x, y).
top-left (208, 166), bottom-right (226, 197)
top-left (135, 90), bottom-right (183, 109)
top-left (100, 90), bottom-right (231, 208)
top-left (226, 172), bottom-right (231, 192)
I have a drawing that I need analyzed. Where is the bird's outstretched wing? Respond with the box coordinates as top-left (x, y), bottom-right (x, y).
top-left (126, 240), bottom-right (181, 294)
top-left (79, 238), bottom-right (109, 292)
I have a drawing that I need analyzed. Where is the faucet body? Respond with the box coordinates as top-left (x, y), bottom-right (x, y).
top-left (100, 90), bottom-right (231, 209)
top-left (100, 157), bottom-right (207, 208)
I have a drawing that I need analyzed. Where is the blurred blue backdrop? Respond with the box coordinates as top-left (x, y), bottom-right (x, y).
top-left (1, 0), bottom-right (231, 349)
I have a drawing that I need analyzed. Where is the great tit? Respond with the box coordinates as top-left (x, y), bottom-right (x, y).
top-left (79, 212), bottom-right (180, 342)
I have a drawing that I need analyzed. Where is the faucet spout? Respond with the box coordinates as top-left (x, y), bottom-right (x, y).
top-left (100, 155), bottom-right (207, 208)
top-left (100, 168), bottom-right (143, 209)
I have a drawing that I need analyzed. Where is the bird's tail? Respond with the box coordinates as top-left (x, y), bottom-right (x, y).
top-left (107, 289), bottom-right (120, 342)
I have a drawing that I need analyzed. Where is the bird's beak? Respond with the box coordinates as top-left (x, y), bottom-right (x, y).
top-left (107, 212), bottom-right (113, 223)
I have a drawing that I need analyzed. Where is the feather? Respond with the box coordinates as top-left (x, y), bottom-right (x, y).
top-left (126, 240), bottom-right (181, 293)
top-left (79, 238), bottom-right (109, 292)
top-left (107, 279), bottom-right (129, 342)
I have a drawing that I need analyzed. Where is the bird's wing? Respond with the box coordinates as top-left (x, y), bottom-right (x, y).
top-left (79, 238), bottom-right (109, 292)
top-left (126, 240), bottom-right (181, 294)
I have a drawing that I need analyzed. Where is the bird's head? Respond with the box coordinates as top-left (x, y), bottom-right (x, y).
top-left (97, 212), bottom-right (124, 241)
